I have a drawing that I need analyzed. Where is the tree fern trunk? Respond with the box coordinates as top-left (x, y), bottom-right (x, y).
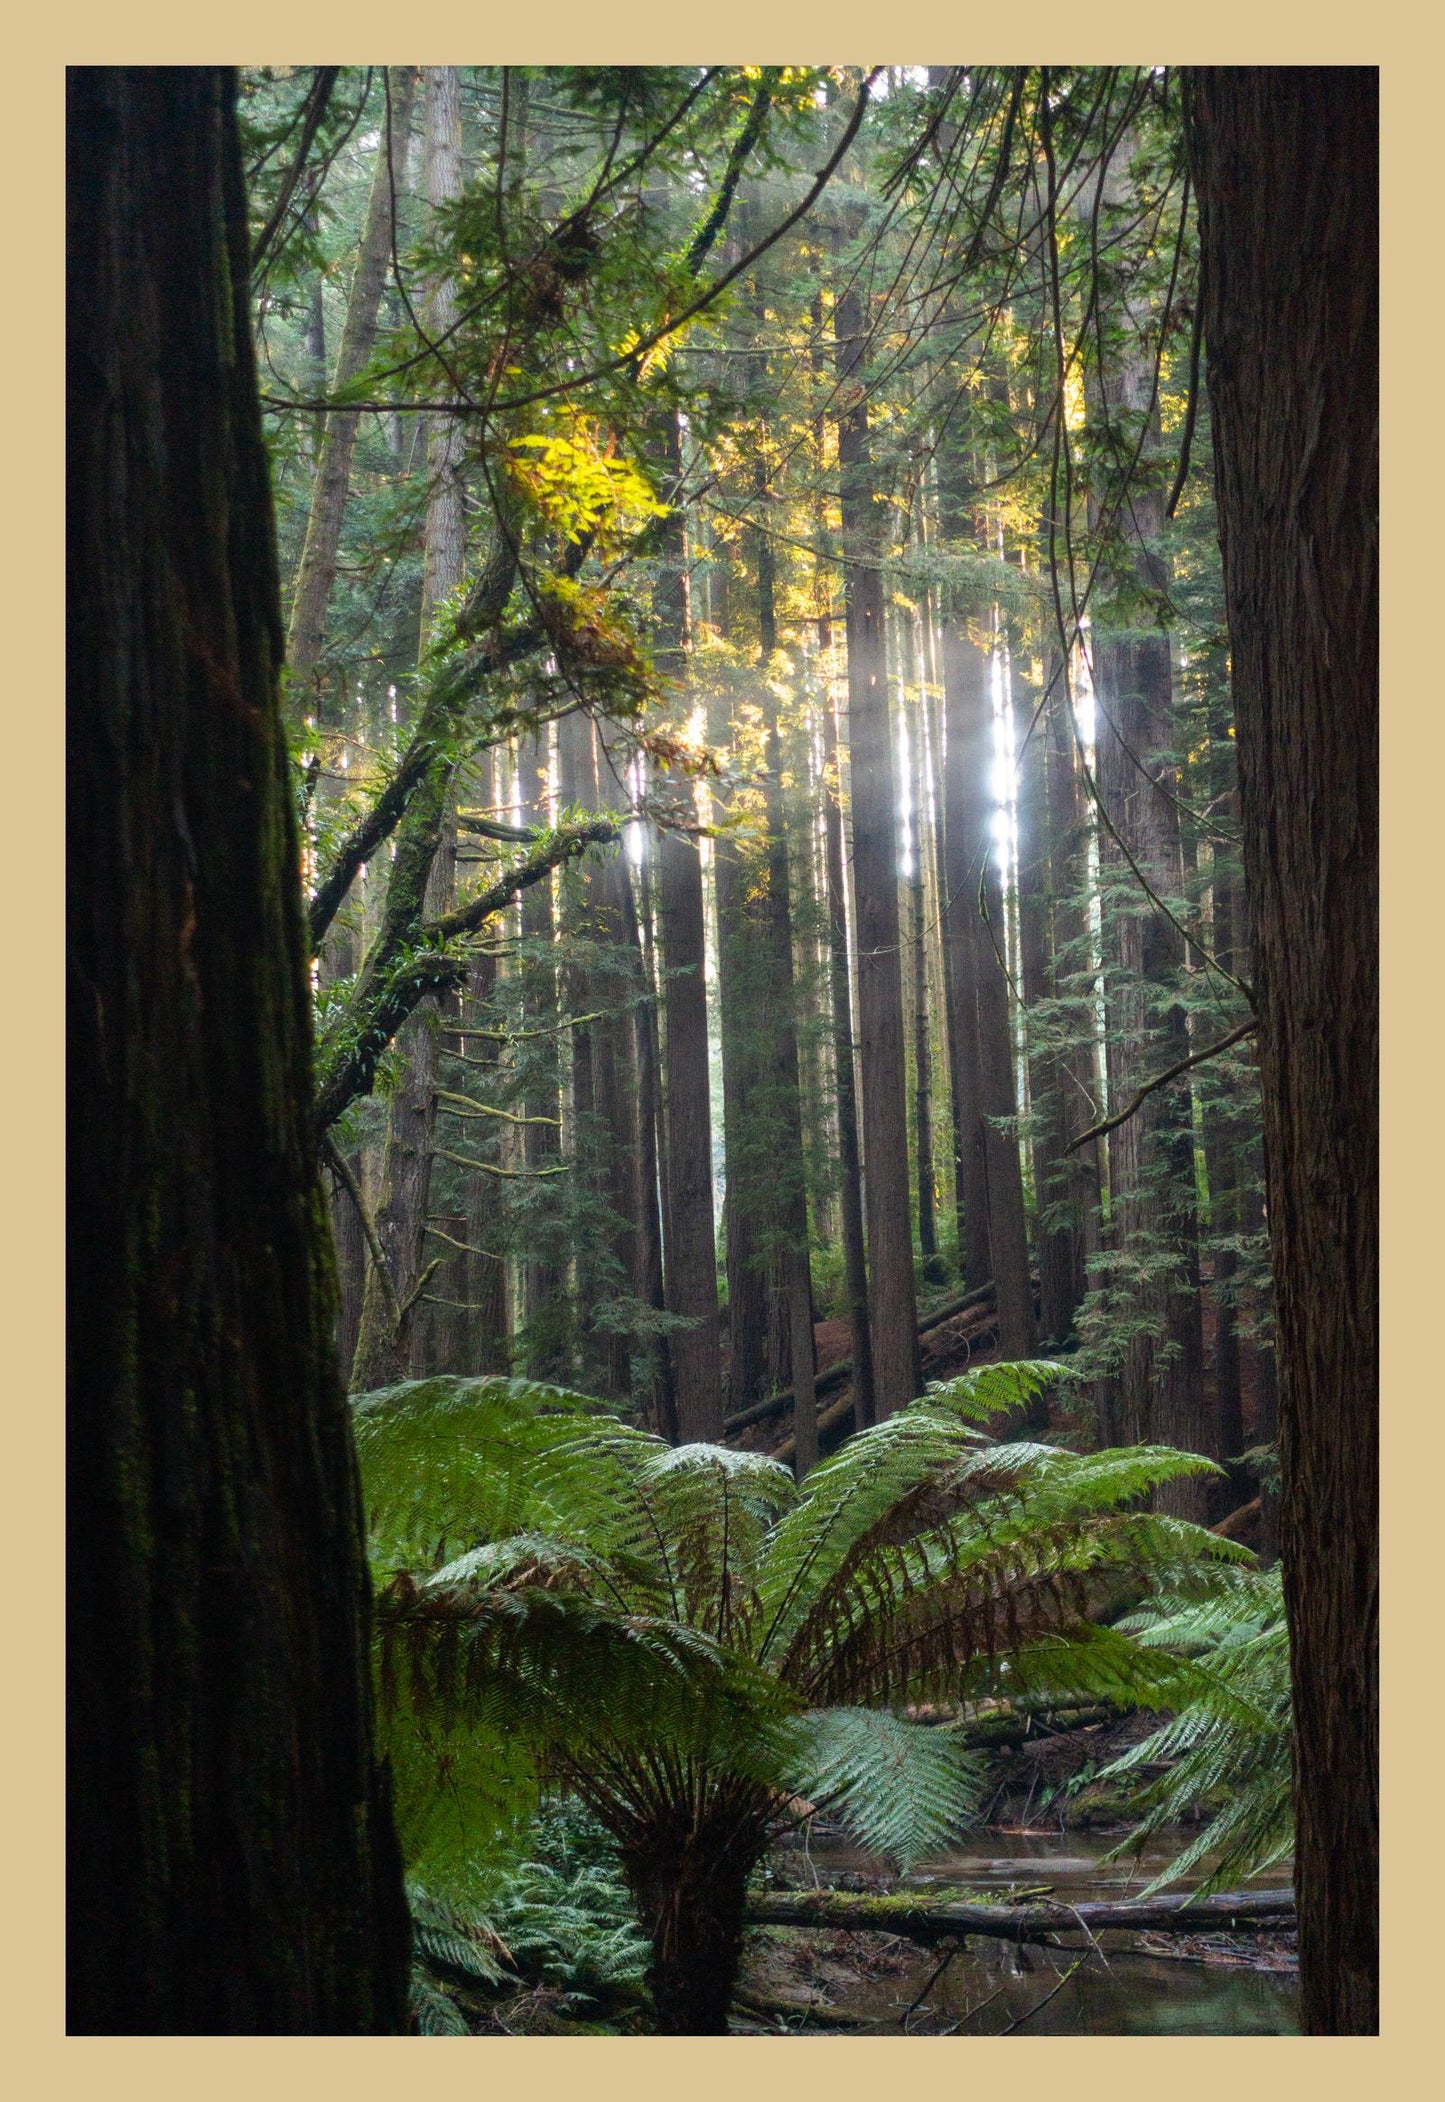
top-left (620, 1813), bottom-right (764, 2035)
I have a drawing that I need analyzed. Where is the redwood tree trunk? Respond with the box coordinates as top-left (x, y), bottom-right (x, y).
top-left (351, 67), bottom-right (465, 1390)
top-left (67, 66), bottom-right (408, 2033)
top-left (286, 67), bottom-right (418, 694)
top-left (820, 670), bottom-right (875, 1424)
top-left (835, 280), bottom-right (920, 1415)
top-left (1190, 64), bottom-right (1378, 2036)
top-left (1090, 295), bottom-right (1208, 1512)
top-left (654, 410), bottom-right (723, 1438)
top-left (940, 629), bottom-right (1035, 1356)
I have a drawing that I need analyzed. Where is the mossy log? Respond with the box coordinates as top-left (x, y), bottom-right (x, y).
top-left (745, 1888), bottom-right (1295, 1946)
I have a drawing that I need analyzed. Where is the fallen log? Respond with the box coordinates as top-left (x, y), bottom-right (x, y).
top-left (744, 1888), bottom-right (1295, 1947)
top-left (724, 1282), bottom-right (1000, 1438)
top-left (953, 1702), bottom-right (1118, 1750)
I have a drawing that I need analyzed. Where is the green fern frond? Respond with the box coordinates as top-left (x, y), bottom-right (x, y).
top-left (1101, 1565), bottom-right (1293, 1895)
top-left (782, 1707), bottom-right (988, 1871)
top-left (409, 1972), bottom-right (472, 2034)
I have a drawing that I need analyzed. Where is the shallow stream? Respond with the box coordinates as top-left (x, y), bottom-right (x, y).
top-left (750, 1828), bottom-right (1298, 2036)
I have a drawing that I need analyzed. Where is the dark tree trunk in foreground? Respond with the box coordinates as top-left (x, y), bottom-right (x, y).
top-left (1190, 63), bottom-right (1378, 2036)
top-left (67, 67), bottom-right (408, 2033)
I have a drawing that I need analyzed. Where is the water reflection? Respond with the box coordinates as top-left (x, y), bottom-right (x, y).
top-left (766, 1828), bottom-right (1298, 2036)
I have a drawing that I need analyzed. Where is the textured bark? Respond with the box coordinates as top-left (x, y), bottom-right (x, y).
top-left (834, 279), bottom-right (919, 1416)
top-left (452, 759), bottom-right (511, 1378)
top-left (756, 531), bottom-right (819, 1468)
top-left (557, 710), bottom-right (617, 1394)
top-left (938, 623), bottom-right (993, 1294)
top-left (626, 839), bottom-right (675, 1434)
top-left (516, 726), bottom-right (568, 1374)
top-left (285, 68), bottom-right (418, 693)
top-left (657, 818), bottom-right (723, 1439)
top-left (1015, 651), bottom-right (1095, 1345)
top-left (906, 616), bottom-right (942, 1281)
top-left (619, 1802), bottom-right (769, 2035)
top-left (1190, 64), bottom-right (1378, 2036)
top-left (706, 613), bottom-right (770, 1412)
top-left (67, 66), bottom-right (408, 2033)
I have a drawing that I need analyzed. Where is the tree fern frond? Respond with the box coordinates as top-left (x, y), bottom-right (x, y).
top-left (781, 1707), bottom-right (988, 1871)
top-left (353, 1374), bottom-right (645, 1570)
top-left (923, 1359), bottom-right (1072, 1425)
top-left (1101, 1565), bottom-right (1293, 1896)
top-left (410, 1972), bottom-right (473, 2034)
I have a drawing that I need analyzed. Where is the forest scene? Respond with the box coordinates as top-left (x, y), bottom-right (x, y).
top-left (67, 64), bottom-right (1377, 2038)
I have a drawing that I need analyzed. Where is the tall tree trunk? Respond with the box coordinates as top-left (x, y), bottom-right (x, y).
top-left (939, 626), bottom-right (1036, 1356)
top-left (706, 591), bottom-right (770, 1413)
top-left (1015, 649), bottom-right (1092, 1344)
top-left (1190, 65), bottom-right (1378, 2035)
top-left (557, 708), bottom-right (619, 1395)
top-left (653, 410), bottom-right (723, 1438)
top-left (834, 278), bottom-right (919, 1416)
top-left (820, 664), bottom-right (876, 1425)
top-left (624, 834), bottom-right (674, 1433)
top-left (67, 65), bottom-right (408, 2033)
top-left (285, 67), bottom-right (417, 697)
top-left (351, 67), bottom-right (465, 1389)
top-left (517, 725), bottom-right (568, 1375)
top-left (937, 627), bottom-right (993, 1296)
top-left (755, 501), bottom-right (819, 1470)
top-left (907, 610), bottom-right (943, 1283)
top-left (1092, 398), bottom-right (1209, 1510)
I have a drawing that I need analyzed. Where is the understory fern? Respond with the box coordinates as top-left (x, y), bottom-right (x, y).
top-left (1101, 1563), bottom-right (1293, 1895)
top-left (355, 1363), bottom-right (1246, 2026)
top-left (407, 1802), bottom-right (650, 2031)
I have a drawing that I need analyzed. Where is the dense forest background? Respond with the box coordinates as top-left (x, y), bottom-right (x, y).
top-left (253, 64), bottom-right (1272, 1497)
top-left (66, 62), bottom-right (1376, 2041)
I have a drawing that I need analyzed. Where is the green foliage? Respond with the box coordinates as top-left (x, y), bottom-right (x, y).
top-left (1101, 1564), bottom-right (1293, 1895)
top-left (784, 1708), bottom-right (987, 1872)
top-left (355, 1363), bottom-right (1243, 1914)
top-left (406, 1801), bottom-right (652, 2032)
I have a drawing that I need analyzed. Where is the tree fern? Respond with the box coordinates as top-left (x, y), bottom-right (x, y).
top-left (355, 1364), bottom-right (1238, 2030)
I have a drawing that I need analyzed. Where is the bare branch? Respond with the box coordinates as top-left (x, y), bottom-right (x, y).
top-left (1066, 1019), bottom-right (1257, 1154)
